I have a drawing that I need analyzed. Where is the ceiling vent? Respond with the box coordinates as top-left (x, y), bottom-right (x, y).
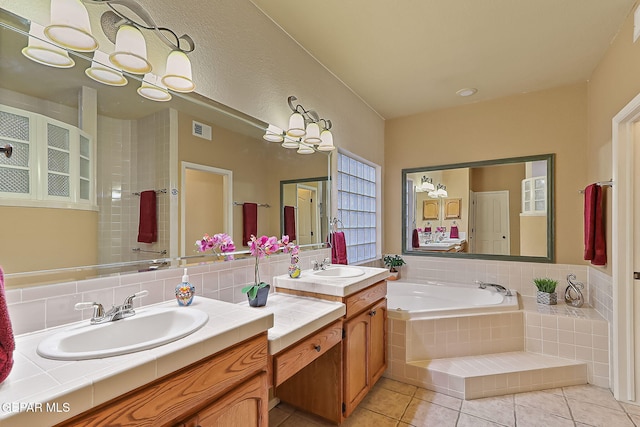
top-left (192, 120), bottom-right (212, 140)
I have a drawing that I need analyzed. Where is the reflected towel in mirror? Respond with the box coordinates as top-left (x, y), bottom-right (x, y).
top-left (284, 205), bottom-right (296, 241)
top-left (137, 190), bottom-right (157, 243)
top-left (243, 203), bottom-right (258, 246)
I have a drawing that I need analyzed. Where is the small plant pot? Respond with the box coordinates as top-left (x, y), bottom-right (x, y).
top-left (536, 290), bottom-right (557, 305)
top-left (387, 270), bottom-right (400, 281)
top-left (248, 284), bottom-right (270, 307)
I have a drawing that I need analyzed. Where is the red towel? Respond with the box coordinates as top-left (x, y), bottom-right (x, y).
top-left (331, 232), bottom-right (348, 265)
top-left (450, 225), bottom-right (459, 239)
top-left (0, 267), bottom-right (15, 384)
top-left (583, 184), bottom-right (607, 265)
top-left (243, 203), bottom-right (258, 246)
top-left (284, 206), bottom-right (296, 241)
top-left (412, 229), bottom-right (420, 248)
top-left (137, 190), bottom-right (157, 243)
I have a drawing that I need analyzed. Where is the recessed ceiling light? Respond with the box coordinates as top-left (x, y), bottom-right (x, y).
top-left (456, 88), bottom-right (477, 97)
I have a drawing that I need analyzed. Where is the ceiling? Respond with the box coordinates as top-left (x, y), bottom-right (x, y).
top-left (249, 0), bottom-right (637, 119)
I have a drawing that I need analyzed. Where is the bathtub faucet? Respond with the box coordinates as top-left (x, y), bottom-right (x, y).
top-left (475, 281), bottom-right (513, 296)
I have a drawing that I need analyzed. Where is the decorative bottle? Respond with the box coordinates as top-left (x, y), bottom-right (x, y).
top-left (175, 268), bottom-right (196, 306)
top-left (288, 254), bottom-right (301, 278)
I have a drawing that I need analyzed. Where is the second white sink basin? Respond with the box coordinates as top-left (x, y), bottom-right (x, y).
top-left (37, 306), bottom-right (209, 360)
top-left (312, 266), bottom-right (365, 278)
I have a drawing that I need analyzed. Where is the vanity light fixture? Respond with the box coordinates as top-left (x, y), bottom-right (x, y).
top-left (137, 73), bottom-right (172, 102)
top-left (23, 0), bottom-right (196, 100)
top-left (416, 176), bottom-right (435, 192)
top-left (45, 0), bottom-right (98, 52)
top-left (263, 95), bottom-right (336, 153)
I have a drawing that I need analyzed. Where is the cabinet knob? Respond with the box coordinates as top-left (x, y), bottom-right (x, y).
top-left (369, 310), bottom-right (377, 316)
top-left (314, 344), bottom-right (321, 352)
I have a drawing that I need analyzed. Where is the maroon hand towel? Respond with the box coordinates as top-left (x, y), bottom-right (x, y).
top-left (450, 225), bottom-right (459, 239)
top-left (137, 190), bottom-right (157, 243)
top-left (331, 232), bottom-right (348, 265)
top-left (412, 229), bottom-right (420, 248)
top-left (284, 206), bottom-right (296, 241)
top-left (0, 267), bottom-right (15, 384)
top-left (243, 203), bottom-right (258, 246)
top-left (583, 184), bottom-right (607, 265)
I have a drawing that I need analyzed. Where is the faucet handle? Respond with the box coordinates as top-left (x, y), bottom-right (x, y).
top-left (74, 302), bottom-right (104, 319)
top-left (122, 290), bottom-right (149, 307)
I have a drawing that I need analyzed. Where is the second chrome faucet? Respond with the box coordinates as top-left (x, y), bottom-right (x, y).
top-left (75, 290), bottom-right (149, 324)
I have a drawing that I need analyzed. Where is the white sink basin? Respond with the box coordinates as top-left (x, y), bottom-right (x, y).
top-left (312, 266), bottom-right (365, 278)
top-left (37, 306), bottom-right (209, 360)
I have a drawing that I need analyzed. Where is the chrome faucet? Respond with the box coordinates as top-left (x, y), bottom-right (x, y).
top-left (75, 290), bottom-right (149, 324)
top-left (312, 258), bottom-right (332, 270)
top-left (475, 281), bottom-right (513, 296)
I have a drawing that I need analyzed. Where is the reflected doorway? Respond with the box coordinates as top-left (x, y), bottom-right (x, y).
top-left (180, 162), bottom-right (233, 257)
top-left (471, 191), bottom-right (510, 255)
top-left (297, 184), bottom-right (319, 245)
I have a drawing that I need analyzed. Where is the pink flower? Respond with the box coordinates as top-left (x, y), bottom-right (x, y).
top-left (196, 232), bottom-right (235, 255)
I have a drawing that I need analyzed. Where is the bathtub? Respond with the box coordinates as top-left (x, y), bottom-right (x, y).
top-left (386, 280), bottom-right (519, 320)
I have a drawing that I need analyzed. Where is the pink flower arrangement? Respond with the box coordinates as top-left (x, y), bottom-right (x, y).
top-left (436, 226), bottom-right (446, 233)
top-left (242, 234), bottom-right (299, 300)
top-left (196, 233), bottom-right (236, 260)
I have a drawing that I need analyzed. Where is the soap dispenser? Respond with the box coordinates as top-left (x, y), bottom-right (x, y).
top-left (175, 268), bottom-right (196, 306)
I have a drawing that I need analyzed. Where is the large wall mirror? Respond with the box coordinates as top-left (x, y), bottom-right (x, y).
top-left (402, 154), bottom-right (554, 263)
top-left (0, 8), bottom-right (330, 287)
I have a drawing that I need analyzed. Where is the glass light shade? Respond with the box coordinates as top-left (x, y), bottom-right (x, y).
top-left (22, 22), bottom-right (75, 68)
top-left (161, 50), bottom-right (195, 93)
top-left (297, 142), bottom-right (315, 154)
top-left (436, 188), bottom-right (448, 197)
top-left (45, 0), bottom-right (98, 52)
top-left (137, 73), bottom-right (172, 102)
top-left (427, 190), bottom-right (438, 198)
top-left (110, 24), bottom-right (152, 74)
top-left (263, 124), bottom-right (284, 142)
top-left (85, 50), bottom-right (127, 86)
top-left (421, 181), bottom-right (435, 191)
top-left (317, 129), bottom-right (336, 151)
top-left (281, 140), bottom-right (300, 149)
top-left (303, 122), bottom-right (322, 144)
top-left (287, 112), bottom-right (306, 137)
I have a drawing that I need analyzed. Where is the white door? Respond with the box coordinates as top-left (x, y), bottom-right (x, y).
top-left (473, 191), bottom-right (510, 255)
top-left (297, 185), bottom-right (318, 245)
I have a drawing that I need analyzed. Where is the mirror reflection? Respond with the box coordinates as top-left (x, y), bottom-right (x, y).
top-left (0, 10), bottom-right (330, 286)
top-left (402, 154), bottom-right (554, 262)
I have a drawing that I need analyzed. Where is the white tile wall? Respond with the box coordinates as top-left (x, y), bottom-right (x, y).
top-left (7, 249), bottom-right (331, 336)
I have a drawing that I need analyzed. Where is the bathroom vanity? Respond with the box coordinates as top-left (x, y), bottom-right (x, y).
top-left (273, 265), bottom-right (389, 422)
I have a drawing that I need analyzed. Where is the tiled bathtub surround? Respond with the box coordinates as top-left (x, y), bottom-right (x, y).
top-left (6, 249), bottom-right (331, 335)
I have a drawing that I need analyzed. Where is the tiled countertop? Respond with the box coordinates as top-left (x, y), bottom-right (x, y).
top-left (274, 265), bottom-right (389, 297)
top-left (0, 298), bottom-right (274, 427)
top-left (238, 293), bottom-right (346, 354)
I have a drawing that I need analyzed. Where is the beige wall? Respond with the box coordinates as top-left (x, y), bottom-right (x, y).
top-left (587, 5), bottom-right (640, 274)
top-left (0, 207), bottom-right (98, 274)
top-left (385, 83), bottom-right (588, 264)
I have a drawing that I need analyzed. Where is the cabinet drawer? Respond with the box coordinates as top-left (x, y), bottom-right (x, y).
top-left (345, 281), bottom-right (387, 319)
top-left (56, 334), bottom-right (268, 427)
top-left (273, 320), bottom-right (342, 386)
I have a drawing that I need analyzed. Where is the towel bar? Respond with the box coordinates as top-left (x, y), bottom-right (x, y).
top-left (578, 180), bottom-right (613, 193)
top-left (132, 248), bottom-right (167, 255)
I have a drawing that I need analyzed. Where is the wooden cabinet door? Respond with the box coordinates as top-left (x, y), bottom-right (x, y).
top-left (368, 299), bottom-right (387, 386)
top-left (343, 309), bottom-right (370, 417)
top-left (190, 372), bottom-right (268, 427)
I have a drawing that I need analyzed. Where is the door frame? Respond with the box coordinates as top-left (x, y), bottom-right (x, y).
top-left (180, 161), bottom-right (233, 257)
top-left (611, 92), bottom-right (640, 402)
top-left (296, 183), bottom-right (319, 244)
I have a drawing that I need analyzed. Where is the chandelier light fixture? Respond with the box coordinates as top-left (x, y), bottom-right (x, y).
top-left (263, 96), bottom-right (336, 154)
top-left (428, 183), bottom-right (448, 198)
top-left (21, 0), bottom-right (196, 101)
top-left (415, 176), bottom-right (435, 192)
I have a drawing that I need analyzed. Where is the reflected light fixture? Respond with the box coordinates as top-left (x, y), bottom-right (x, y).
top-left (137, 73), bottom-right (172, 102)
top-left (416, 176), bottom-right (435, 192)
top-left (45, 0), bottom-right (98, 52)
top-left (85, 50), bottom-right (127, 86)
top-left (110, 23), bottom-right (152, 74)
top-left (264, 95), bottom-right (336, 154)
top-left (22, 22), bottom-right (76, 68)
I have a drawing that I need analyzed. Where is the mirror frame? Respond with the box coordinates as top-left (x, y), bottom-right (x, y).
top-left (279, 175), bottom-right (331, 240)
top-left (401, 153), bottom-right (555, 263)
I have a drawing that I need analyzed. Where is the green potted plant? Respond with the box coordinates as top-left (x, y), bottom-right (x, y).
top-left (534, 277), bottom-right (558, 305)
top-left (383, 254), bottom-right (406, 281)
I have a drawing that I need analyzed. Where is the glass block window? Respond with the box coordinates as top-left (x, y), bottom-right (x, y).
top-left (337, 152), bottom-right (378, 264)
top-left (521, 176), bottom-right (547, 214)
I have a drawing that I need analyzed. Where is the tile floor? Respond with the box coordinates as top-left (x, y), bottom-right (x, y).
top-left (269, 378), bottom-right (640, 426)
